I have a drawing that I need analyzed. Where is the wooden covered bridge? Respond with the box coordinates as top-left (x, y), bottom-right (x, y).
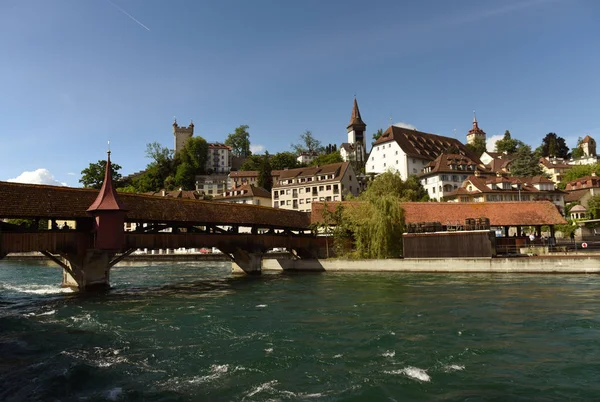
top-left (0, 154), bottom-right (326, 290)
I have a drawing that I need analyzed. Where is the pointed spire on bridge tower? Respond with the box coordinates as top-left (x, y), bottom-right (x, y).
top-left (87, 144), bottom-right (126, 212)
top-left (87, 143), bottom-right (127, 250)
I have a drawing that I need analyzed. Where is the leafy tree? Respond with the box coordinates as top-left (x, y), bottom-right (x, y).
top-left (239, 154), bottom-right (264, 171)
top-left (146, 142), bottom-right (173, 165)
top-left (309, 151), bottom-right (343, 166)
top-left (587, 195), bottom-right (600, 219)
top-left (571, 137), bottom-right (584, 159)
top-left (80, 160), bottom-right (122, 189)
top-left (270, 152), bottom-right (301, 170)
top-left (225, 125), bottom-right (251, 157)
top-left (363, 172), bottom-right (429, 202)
top-left (539, 132), bottom-right (570, 159)
top-left (495, 130), bottom-right (522, 154)
top-left (560, 163), bottom-right (600, 184)
top-left (257, 152), bottom-right (273, 192)
top-left (291, 130), bottom-right (323, 154)
top-left (174, 137), bottom-right (209, 189)
top-left (509, 144), bottom-right (545, 177)
top-left (466, 137), bottom-right (487, 156)
top-left (371, 128), bottom-right (384, 145)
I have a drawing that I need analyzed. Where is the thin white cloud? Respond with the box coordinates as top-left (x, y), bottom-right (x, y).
top-left (393, 122), bottom-right (418, 130)
top-left (67, 172), bottom-right (76, 176)
top-left (487, 135), bottom-right (504, 152)
top-left (251, 144), bottom-right (265, 154)
top-left (8, 169), bottom-right (67, 186)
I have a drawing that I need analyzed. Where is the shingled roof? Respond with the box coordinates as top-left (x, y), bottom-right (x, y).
top-left (274, 162), bottom-right (351, 187)
top-left (347, 98), bottom-right (366, 130)
top-left (421, 153), bottom-right (490, 176)
top-left (0, 181), bottom-right (310, 229)
top-left (373, 125), bottom-right (479, 162)
top-left (311, 201), bottom-right (567, 227)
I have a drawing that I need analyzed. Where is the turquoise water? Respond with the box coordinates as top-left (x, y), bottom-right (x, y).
top-left (1, 259), bottom-right (600, 401)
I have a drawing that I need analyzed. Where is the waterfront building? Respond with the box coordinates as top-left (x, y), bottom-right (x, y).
top-left (366, 125), bottom-right (475, 179)
top-left (228, 170), bottom-right (284, 190)
top-left (564, 173), bottom-right (600, 211)
top-left (419, 153), bottom-right (491, 201)
top-left (273, 162), bottom-right (359, 212)
top-left (569, 204), bottom-right (588, 220)
top-left (206, 143), bottom-right (233, 174)
top-left (194, 174), bottom-right (229, 196)
top-left (339, 98), bottom-right (367, 168)
top-left (444, 174), bottom-right (566, 214)
top-left (213, 184), bottom-right (271, 206)
top-left (539, 157), bottom-right (571, 183)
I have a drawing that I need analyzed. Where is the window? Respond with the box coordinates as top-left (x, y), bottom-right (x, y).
top-left (274, 201), bottom-right (279, 208)
top-left (395, 150), bottom-right (398, 155)
top-left (306, 198), bottom-right (311, 203)
top-left (432, 187), bottom-right (436, 193)
top-left (286, 189), bottom-right (290, 195)
top-left (413, 168), bottom-right (417, 173)
top-left (326, 185), bottom-right (331, 191)
top-left (333, 184), bottom-right (339, 194)
top-left (299, 199), bottom-right (304, 204)
top-left (349, 175), bottom-right (352, 181)
top-left (286, 200), bottom-right (291, 205)
top-left (305, 187), bottom-right (310, 193)
top-left (319, 185), bottom-right (324, 191)
top-left (372, 165), bottom-right (374, 170)
top-left (349, 186), bottom-right (353, 192)
top-left (396, 160), bottom-right (398, 164)
top-left (412, 159), bottom-right (416, 163)
top-left (383, 154), bottom-right (386, 158)
top-left (388, 144), bottom-right (391, 148)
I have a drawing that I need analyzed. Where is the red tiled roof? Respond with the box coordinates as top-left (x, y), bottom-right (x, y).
top-left (565, 175), bottom-right (600, 191)
top-left (0, 181), bottom-right (309, 229)
top-left (564, 188), bottom-right (591, 203)
top-left (229, 170), bottom-right (284, 178)
top-left (539, 157), bottom-right (571, 169)
top-left (373, 125), bottom-right (480, 162)
top-left (582, 135), bottom-right (594, 144)
top-left (445, 175), bottom-right (565, 197)
top-left (214, 184), bottom-right (271, 200)
top-left (311, 201), bottom-right (567, 227)
top-left (421, 153), bottom-right (490, 176)
top-left (87, 154), bottom-right (127, 212)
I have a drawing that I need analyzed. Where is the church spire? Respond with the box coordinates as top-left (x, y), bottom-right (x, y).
top-left (347, 97), bottom-right (366, 130)
top-left (87, 146), bottom-right (126, 212)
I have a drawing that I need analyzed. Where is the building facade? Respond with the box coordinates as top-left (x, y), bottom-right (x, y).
top-left (228, 170), bottom-right (284, 190)
top-left (195, 175), bottom-right (228, 196)
top-left (366, 125), bottom-right (476, 179)
top-left (213, 184), bottom-right (271, 206)
top-left (206, 143), bottom-right (233, 174)
top-left (272, 162), bottom-right (359, 212)
top-left (420, 153), bottom-right (491, 201)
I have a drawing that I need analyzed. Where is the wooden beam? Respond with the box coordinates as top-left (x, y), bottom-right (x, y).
top-left (108, 248), bottom-right (136, 268)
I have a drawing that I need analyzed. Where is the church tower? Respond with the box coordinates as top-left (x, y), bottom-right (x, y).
top-left (347, 98), bottom-right (367, 165)
top-left (466, 112), bottom-right (486, 145)
top-left (173, 119), bottom-right (194, 154)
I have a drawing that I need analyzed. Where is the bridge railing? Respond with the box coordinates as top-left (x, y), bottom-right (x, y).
top-left (0, 231), bottom-right (90, 254)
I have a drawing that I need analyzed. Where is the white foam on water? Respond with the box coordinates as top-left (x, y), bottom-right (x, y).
top-left (106, 387), bottom-right (122, 401)
top-left (39, 309), bottom-right (56, 316)
top-left (4, 284), bottom-right (74, 295)
top-left (245, 380), bottom-right (278, 398)
top-left (382, 350), bottom-right (395, 358)
top-left (255, 304), bottom-right (267, 308)
top-left (188, 364), bottom-right (229, 384)
top-left (444, 364), bottom-right (465, 372)
top-left (386, 366), bottom-right (431, 382)
top-left (458, 331), bottom-right (462, 336)
top-left (333, 354), bottom-right (343, 358)
top-left (265, 348), bottom-right (273, 353)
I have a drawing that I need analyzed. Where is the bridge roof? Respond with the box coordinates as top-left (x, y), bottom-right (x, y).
top-left (0, 181), bottom-right (310, 229)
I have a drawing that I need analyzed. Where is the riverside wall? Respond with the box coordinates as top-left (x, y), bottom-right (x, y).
top-left (259, 255), bottom-right (600, 274)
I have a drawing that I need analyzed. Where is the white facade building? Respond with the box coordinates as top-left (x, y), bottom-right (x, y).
top-left (366, 125), bottom-right (474, 180)
top-left (272, 162), bottom-right (359, 212)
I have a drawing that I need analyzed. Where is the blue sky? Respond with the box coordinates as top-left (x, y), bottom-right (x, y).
top-left (1, 0), bottom-right (598, 186)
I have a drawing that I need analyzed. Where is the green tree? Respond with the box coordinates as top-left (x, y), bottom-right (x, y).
top-left (363, 172), bottom-right (429, 202)
top-left (80, 160), bottom-right (122, 189)
top-left (291, 130), bottom-right (323, 154)
top-left (509, 144), bottom-right (545, 177)
top-left (174, 137), bottom-right (209, 189)
top-left (324, 143), bottom-right (337, 154)
top-left (270, 152), bottom-right (301, 170)
top-left (146, 142), bottom-right (173, 165)
top-left (225, 125), bottom-right (251, 157)
top-left (539, 132), bottom-right (570, 159)
top-left (257, 152), bottom-right (273, 192)
top-left (371, 128), bottom-right (384, 145)
top-left (309, 151), bottom-right (343, 166)
top-left (560, 163), bottom-right (600, 184)
top-left (239, 154), bottom-right (264, 171)
top-left (495, 130), bottom-right (522, 154)
top-left (587, 195), bottom-right (600, 219)
top-left (571, 137), bottom-right (584, 159)
top-left (466, 137), bottom-right (487, 156)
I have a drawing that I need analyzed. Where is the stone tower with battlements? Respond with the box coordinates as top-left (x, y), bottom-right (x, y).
top-left (173, 120), bottom-right (194, 154)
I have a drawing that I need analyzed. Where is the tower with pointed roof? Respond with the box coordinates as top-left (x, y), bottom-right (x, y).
top-left (346, 98), bottom-right (367, 165)
top-left (173, 119), bottom-right (194, 155)
top-left (87, 149), bottom-right (127, 250)
top-left (466, 112), bottom-right (486, 145)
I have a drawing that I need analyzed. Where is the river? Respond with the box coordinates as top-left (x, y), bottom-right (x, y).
top-left (1, 259), bottom-right (599, 401)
